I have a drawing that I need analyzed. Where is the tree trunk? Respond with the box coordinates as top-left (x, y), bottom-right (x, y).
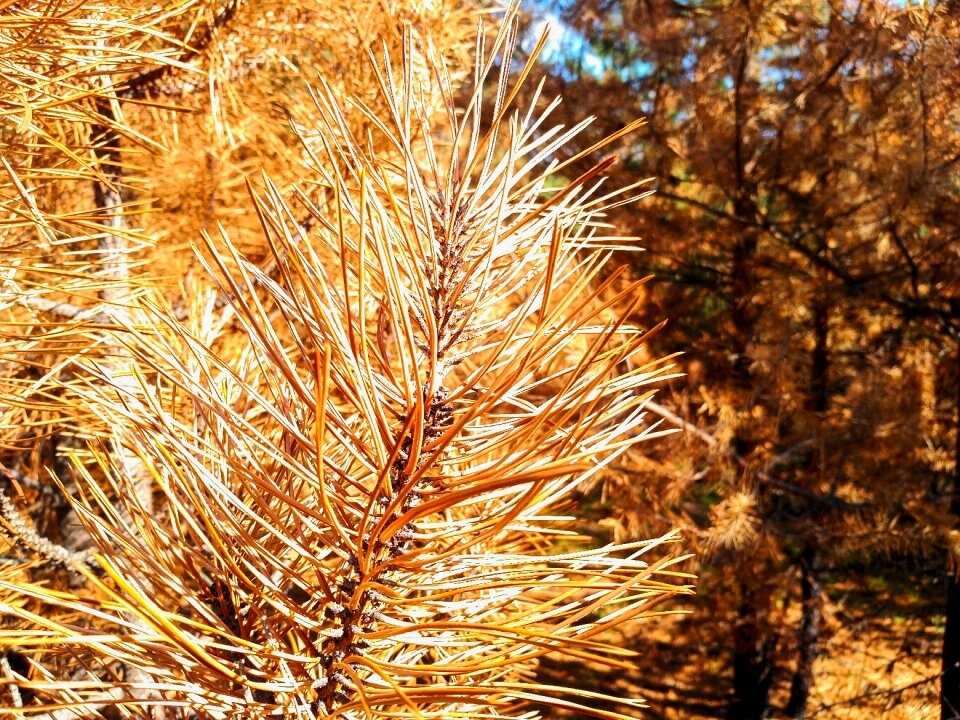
top-left (785, 297), bottom-right (828, 719)
top-left (944, 568), bottom-right (960, 720)
top-left (726, 31), bottom-right (777, 719)
top-left (728, 227), bottom-right (772, 720)
top-left (786, 545), bottom-right (822, 718)
top-left (730, 581), bottom-right (775, 720)
top-left (942, 347), bottom-right (960, 720)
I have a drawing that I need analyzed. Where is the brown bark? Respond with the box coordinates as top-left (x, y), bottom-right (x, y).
top-left (786, 545), bottom-right (822, 718)
top-left (92, 98), bottom-right (127, 306)
top-left (727, 29), bottom-right (775, 718)
top-left (728, 229), bottom-right (771, 720)
top-left (785, 294), bottom-right (829, 719)
top-left (730, 580), bottom-right (775, 720)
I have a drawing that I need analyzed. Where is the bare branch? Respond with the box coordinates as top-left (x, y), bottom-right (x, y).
top-left (0, 466), bottom-right (95, 571)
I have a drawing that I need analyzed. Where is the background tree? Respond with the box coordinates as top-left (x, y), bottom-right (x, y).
top-left (522, 0), bottom-right (959, 717)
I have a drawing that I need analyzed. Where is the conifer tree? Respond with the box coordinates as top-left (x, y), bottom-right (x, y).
top-left (524, 0), bottom-right (959, 717)
top-left (0, 2), bottom-right (690, 718)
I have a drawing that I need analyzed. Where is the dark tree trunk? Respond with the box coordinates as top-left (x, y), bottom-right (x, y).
top-left (785, 297), bottom-right (828, 719)
top-left (945, 570), bottom-right (960, 720)
top-left (728, 225), bottom-right (772, 720)
top-left (728, 169), bottom-right (774, 720)
top-left (942, 348), bottom-right (960, 720)
top-left (730, 581), bottom-right (775, 720)
top-left (726, 30), bottom-right (778, 720)
top-left (786, 545), bottom-right (822, 718)
top-left (808, 299), bottom-right (830, 416)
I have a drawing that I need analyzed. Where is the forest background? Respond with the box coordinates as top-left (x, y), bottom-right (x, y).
top-left (0, 1), bottom-right (957, 720)
top-left (519, 1), bottom-right (959, 719)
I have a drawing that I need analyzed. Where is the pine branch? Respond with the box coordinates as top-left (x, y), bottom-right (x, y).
top-left (0, 6), bottom-right (691, 719)
top-left (0, 466), bottom-right (95, 571)
top-left (119, 0), bottom-right (241, 100)
top-left (9, 296), bottom-right (113, 326)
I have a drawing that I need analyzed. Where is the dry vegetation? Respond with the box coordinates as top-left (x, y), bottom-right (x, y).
top-left (2, 0), bottom-right (957, 719)
top-left (523, 0), bottom-right (959, 718)
top-left (1, 1), bottom-right (692, 719)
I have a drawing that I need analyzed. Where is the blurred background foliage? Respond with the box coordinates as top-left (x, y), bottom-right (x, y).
top-left (517, 0), bottom-right (959, 718)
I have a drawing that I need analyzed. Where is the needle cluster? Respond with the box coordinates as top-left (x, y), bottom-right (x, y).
top-left (0, 7), bottom-right (691, 720)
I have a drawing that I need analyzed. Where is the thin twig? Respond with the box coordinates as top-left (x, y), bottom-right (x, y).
top-left (643, 400), bottom-right (871, 511)
top-left (0, 465), bottom-right (95, 571)
top-left (119, 0), bottom-right (241, 99)
top-left (0, 653), bottom-right (22, 709)
top-left (646, 399), bottom-right (719, 448)
top-left (13, 295), bottom-right (113, 325)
